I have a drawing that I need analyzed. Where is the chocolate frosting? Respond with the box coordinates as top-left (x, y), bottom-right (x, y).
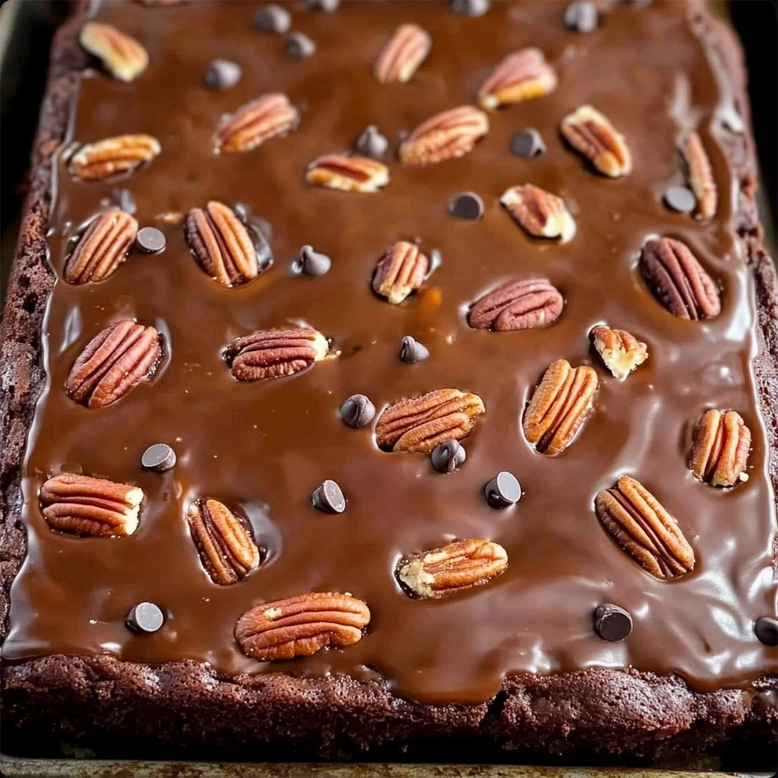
top-left (3, 0), bottom-right (776, 704)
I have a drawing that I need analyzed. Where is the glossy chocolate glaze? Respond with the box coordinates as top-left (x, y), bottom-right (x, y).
top-left (3, 0), bottom-right (776, 704)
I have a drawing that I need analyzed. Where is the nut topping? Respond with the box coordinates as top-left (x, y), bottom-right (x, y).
top-left (187, 499), bottom-right (260, 585)
top-left (69, 134), bottom-right (161, 182)
top-left (65, 320), bottom-right (162, 408)
top-left (478, 48), bottom-right (557, 109)
top-left (226, 328), bottom-right (328, 382)
top-left (213, 93), bottom-right (299, 154)
top-left (185, 201), bottom-right (260, 286)
top-left (590, 325), bottom-right (648, 381)
top-left (40, 473), bottom-right (143, 537)
top-left (500, 184), bottom-right (576, 242)
top-left (681, 132), bottom-right (718, 220)
top-left (560, 105), bottom-right (632, 177)
top-left (64, 210), bottom-right (138, 284)
top-left (375, 388), bottom-right (485, 453)
top-left (306, 154), bottom-right (390, 192)
top-left (372, 241), bottom-right (429, 304)
top-left (594, 476), bottom-right (695, 580)
top-left (400, 106), bottom-right (488, 165)
top-left (397, 539), bottom-right (508, 599)
top-left (235, 592), bottom-right (371, 661)
top-left (523, 359), bottom-right (598, 456)
top-left (79, 22), bottom-right (148, 82)
top-left (689, 409), bottom-right (751, 487)
top-left (468, 278), bottom-right (564, 331)
top-left (640, 237), bottom-right (721, 321)
top-left (374, 23), bottom-right (431, 83)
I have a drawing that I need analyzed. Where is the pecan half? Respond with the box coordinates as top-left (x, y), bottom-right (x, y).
top-left (376, 388), bottom-right (485, 453)
top-left (187, 499), bottom-right (260, 585)
top-left (681, 132), bottom-right (717, 220)
top-left (689, 409), bottom-right (751, 487)
top-left (372, 241), bottom-right (429, 304)
top-left (560, 105), bottom-right (632, 178)
top-left (590, 325), bottom-right (648, 381)
top-left (523, 359), bottom-right (598, 456)
top-left (69, 134), bottom-right (161, 182)
top-left (64, 210), bottom-right (138, 284)
top-left (500, 184), bottom-right (576, 242)
top-left (235, 592), bottom-right (371, 661)
top-left (66, 320), bottom-right (162, 408)
top-left (595, 476), bottom-right (695, 580)
top-left (468, 278), bottom-right (564, 331)
top-left (478, 48), bottom-right (557, 109)
top-left (40, 473), bottom-right (143, 537)
top-left (397, 538), bottom-right (507, 599)
top-left (640, 237), bottom-right (720, 321)
top-left (374, 23), bottom-right (431, 83)
top-left (79, 22), bottom-right (148, 82)
top-left (185, 201), bottom-right (260, 286)
top-left (226, 328), bottom-right (328, 382)
top-left (306, 154), bottom-right (390, 192)
top-left (213, 93), bottom-right (299, 154)
top-left (400, 106), bottom-right (489, 165)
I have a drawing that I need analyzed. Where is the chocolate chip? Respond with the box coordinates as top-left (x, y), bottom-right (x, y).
top-left (312, 479), bottom-right (346, 513)
top-left (141, 443), bottom-right (177, 472)
top-left (451, 0), bottom-right (490, 16)
top-left (399, 336), bottom-right (430, 364)
top-left (430, 440), bottom-right (466, 473)
top-left (593, 603), bottom-right (633, 641)
top-left (752, 690), bottom-right (778, 714)
top-left (448, 192), bottom-right (484, 221)
top-left (340, 394), bottom-right (376, 428)
top-left (136, 227), bottom-right (166, 254)
top-left (663, 186), bottom-right (697, 214)
top-left (204, 58), bottom-right (242, 89)
top-left (754, 616), bottom-right (778, 646)
top-left (112, 188), bottom-right (136, 214)
top-left (307, 0), bottom-right (339, 10)
top-left (253, 4), bottom-right (291, 33)
top-left (294, 245), bottom-right (331, 276)
top-left (564, 1), bottom-right (599, 32)
top-left (355, 125), bottom-right (388, 158)
top-left (484, 471), bottom-right (522, 508)
top-left (510, 128), bottom-right (546, 159)
top-left (286, 32), bottom-right (316, 58)
top-left (126, 602), bottom-right (165, 634)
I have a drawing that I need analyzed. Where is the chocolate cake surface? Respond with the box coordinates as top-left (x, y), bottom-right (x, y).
top-left (1, 0), bottom-right (776, 761)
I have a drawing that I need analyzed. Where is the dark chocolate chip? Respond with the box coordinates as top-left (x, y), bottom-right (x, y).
top-left (141, 443), bottom-right (177, 472)
top-left (126, 602), bottom-right (165, 634)
top-left (510, 128), bottom-right (546, 159)
top-left (485, 471), bottom-right (522, 508)
top-left (752, 690), bottom-right (778, 714)
top-left (663, 186), bottom-right (697, 214)
top-left (112, 188), bottom-right (136, 214)
top-left (307, 0), bottom-right (340, 10)
top-left (312, 479), bottom-right (346, 513)
top-left (754, 616), bottom-right (778, 646)
top-left (430, 440), bottom-right (467, 473)
top-left (451, 0), bottom-right (490, 16)
top-left (399, 336), bottom-right (430, 364)
top-left (340, 394), bottom-right (376, 428)
top-left (448, 192), bottom-right (484, 221)
top-left (253, 4), bottom-right (291, 33)
top-left (593, 603), bottom-right (633, 641)
top-left (136, 227), bottom-right (166, 254)
top-left (286, 32), bottom-right (316, 58)
top-left (294, 245), bottom-right (331, 276)
top-left (204, 58), bottom-right (242, 89)
top-left (355, 125), bottom-right (389, 158)
top-left (564, 1), bottom-right (599, 32)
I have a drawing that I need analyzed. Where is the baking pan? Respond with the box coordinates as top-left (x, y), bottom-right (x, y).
top-left (0, 1), bottom-right (775, 776)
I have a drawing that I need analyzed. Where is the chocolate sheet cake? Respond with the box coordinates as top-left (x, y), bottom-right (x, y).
top-left (1, 0), bottom-right (777, 761)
